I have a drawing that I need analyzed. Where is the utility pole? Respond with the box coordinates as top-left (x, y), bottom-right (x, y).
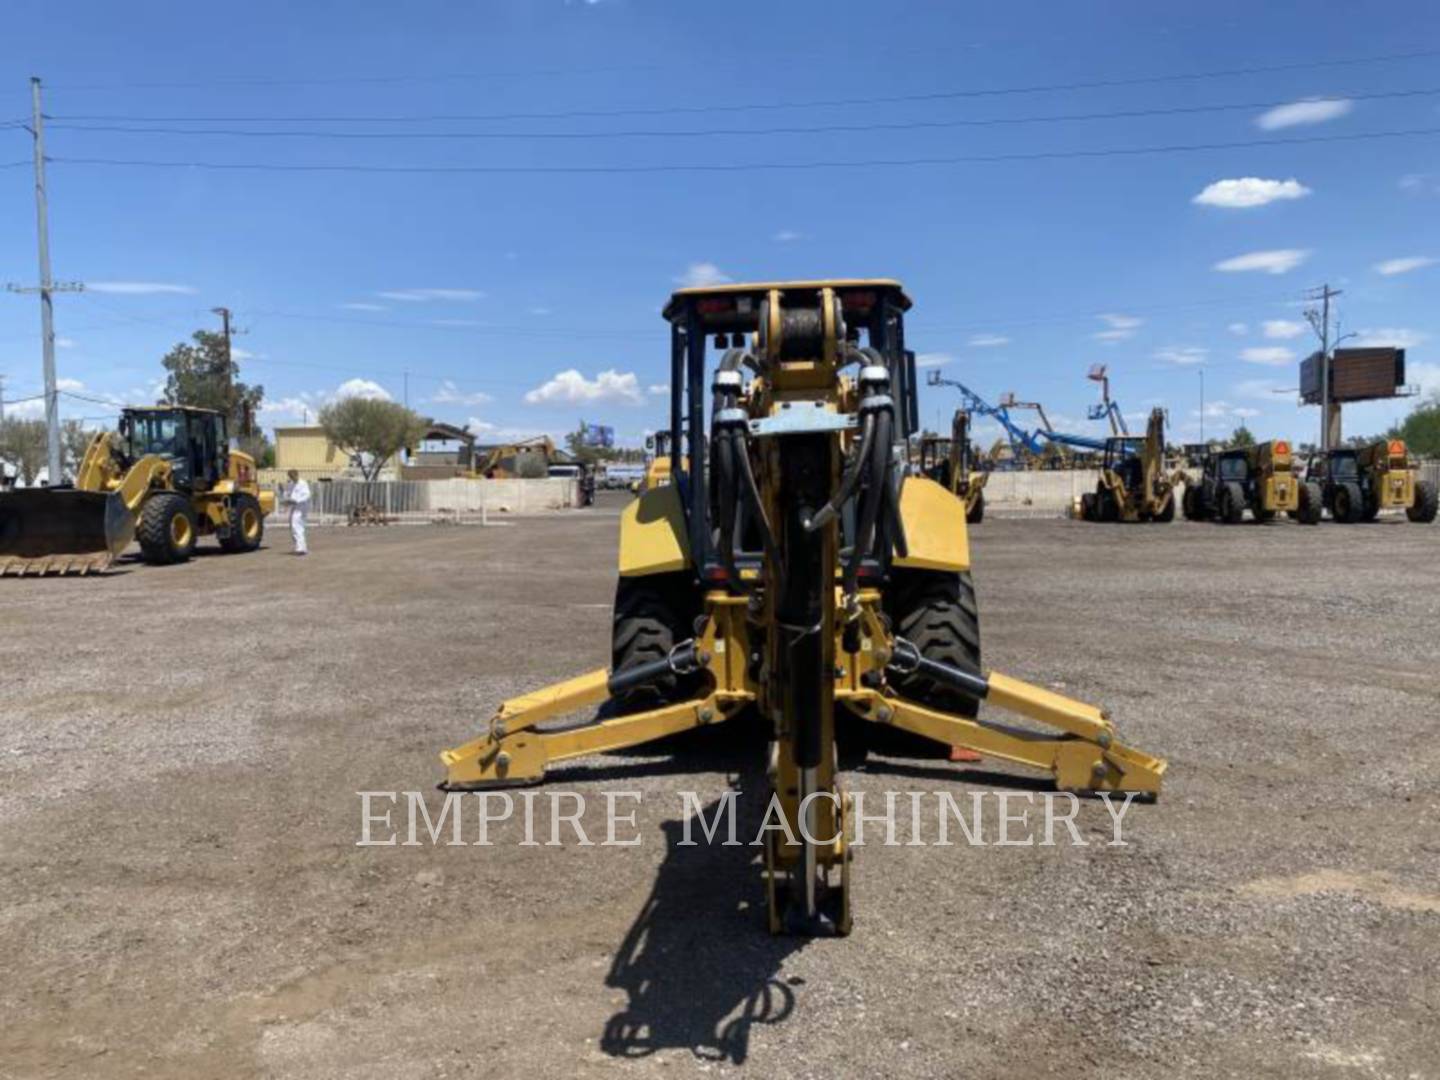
top-left (6, 78), bottom-right (84, 484)
top-left (0, 374), bottom-right (6, 423)
top-left (1304, 284), bottom-right (1342, 452)
top-left (403, 369), bottom-right (409, 409)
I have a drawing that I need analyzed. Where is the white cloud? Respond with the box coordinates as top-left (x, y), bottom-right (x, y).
top-left (1093, 313), bottom-right (1141, 343)
top-left (967, 333), bottom-right (1010, 348)
top-left (1213, 249), bottom-right (1310, 275)
top-left (647, 383), bottom-right (670, 395)
top-left (86, 281), bottom-right (196, 295)
top-left (523, 369), bottom-right (644, 406)
top-left (675, 262), bottom-right (731, 287)
top-left (54, 337), bottom-right (76, 349)
top-left (340, 302), bottom-right (388, 312)
top-left (1231, 406), bottom-right (1261, 419)
top-left (1255, 98), bottom-right (1352, 131)
top-left (1241, 346), bottom-right (1296, 366)
top-left (6, 398), bottom-right (44, 419)
top-left (259, 395), bottom-right (313, 419)
top-left (1234, 378), bottom-right (1284, 399)
top-left (430, 380), bottom-right (492, 406)
top-left (230, 346), bottom-right (256, 359)
top-left (913, 352), bottom-right (954, 368)
top-left (1154, 346), bottom-right (1207, 366)
top-left (56, 376), bottom-right (85, 391)
top-left (1192, 177), bottom-right (1311, 209)
top-left (1351, 327), bottom-right (1428, 349)
top-left (1228, 322), bottom-right (1249, 336)
top-left (773, 230), bottom-right (803, 242)
top-left (1373, 256), bottom-right (1436, 276)
top-left (376, 288), bottom-right (485, 302)
top-left (1262, 319), bottom-right (1305, 339)
top-left (334, 378), bottom-right (392, 401)
top-left (1408, 361), bottom-right (1440, 397)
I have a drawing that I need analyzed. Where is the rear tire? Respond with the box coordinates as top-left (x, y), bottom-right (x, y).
top-left (1079, 492), bottom-right (1097, 522)
top-left (886, 570), bottom-right (982, 719)
top-left (1296, 481), bottom-right (1323, 525)
top-left (1182, 486), bottom-right (1199, 521)
top-left (1154, 493), bottom-right (1175, 523)
top-left (219, 493), bottom-right (264, 553)
top-left (1333, 482), bottom-right (1362, 524)
top-left (611, 574), bottom-right (699, 714)
top-left (138, 492), bottom-right (198, 565)
top-left (1219, 481), bottom-right (1245, 524)
top-left (1409, 479), bottom-right (1439, 524)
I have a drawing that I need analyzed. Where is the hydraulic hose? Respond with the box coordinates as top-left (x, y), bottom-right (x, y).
top-left (804, 411), bottom-right (875, 533)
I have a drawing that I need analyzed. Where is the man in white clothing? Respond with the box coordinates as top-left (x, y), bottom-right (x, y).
top-left (282, 469), bottom-right (311, 555)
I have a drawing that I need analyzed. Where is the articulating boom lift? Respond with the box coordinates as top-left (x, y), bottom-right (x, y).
top-left (441, 281), bottom-right (1165, 935)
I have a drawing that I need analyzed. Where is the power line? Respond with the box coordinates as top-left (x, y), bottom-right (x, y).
top-left (43, 86), bottom-right (1440, 142)
top-left (39, 46), bottom-right (1440, 118)
top-left (46, 125), bottom-right (1440, 175)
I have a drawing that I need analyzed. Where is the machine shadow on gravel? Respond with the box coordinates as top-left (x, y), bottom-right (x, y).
top-left (601, 781), bottom-right (804, 1065)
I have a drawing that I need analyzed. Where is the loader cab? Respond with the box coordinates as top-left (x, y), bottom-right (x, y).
top-left (660, 280), bottom-right (918, 582)
top-left (1104, 436), bottom-right (1144, 490)
top-left (1214, 452), bottom-right (1250, 483)
top-left (119, 407), bottom-right (228, 493)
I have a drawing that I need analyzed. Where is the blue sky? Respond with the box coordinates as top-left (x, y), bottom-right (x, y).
top-left (1, 0), bottom-right (1437, 450)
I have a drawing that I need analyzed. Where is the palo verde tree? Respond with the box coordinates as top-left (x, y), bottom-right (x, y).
top-left (159, 329), bottom-right (268, 459)
top-left (317, 396), bottom-right (428, 481)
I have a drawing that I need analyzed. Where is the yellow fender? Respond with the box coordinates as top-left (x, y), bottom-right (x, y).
top-left (619, 483), bottom-right (691, 577)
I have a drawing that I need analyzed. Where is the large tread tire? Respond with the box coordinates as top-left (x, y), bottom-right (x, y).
top-left (1361, 492), bottom-right (1381, 522)
top-left (1219, 481), bottom-right (1246, 525)
top-left (886, 570), bottom-right (983, 719)
top-left (610, 574), bottom-right (699, 714)
top-left (1409, 479), bottom-right (1439, 524)
top-left (1182, 486), bottom-right (1199, 521)
top-left (219, 493), bottom-right (264, 553)
top-left (138, 492), bottom-right (198, 565)
top-left (967, 488), bottom-right (985, 525)
top-left (1333, 482), bottom-right (1363, 524)
top-left (1296, 481), bottom-right (1323, 525)
top-left (1079, 492), bottom-right (1097, 522)
top-left (1154, 493), bottom-right (1175, 523)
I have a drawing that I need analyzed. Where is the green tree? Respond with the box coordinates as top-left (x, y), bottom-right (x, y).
top-left (1228, 424), bottom-right (1256, 448)
top-left (159, 330), bottom-right (264, 444)
top-left (61, 419), bottom-right (96, 477)
top-left (318, 396), bottom-right (428, 481)
top-left (0, 418), bottom-right (49, 484)
top-left (1387, 393), bottom-right (1440, 458)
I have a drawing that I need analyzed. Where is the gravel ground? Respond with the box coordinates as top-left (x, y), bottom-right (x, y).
top-left (2, 494), bottom-right (1437, 1079)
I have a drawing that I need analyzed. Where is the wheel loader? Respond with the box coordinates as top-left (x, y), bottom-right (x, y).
top-left (440, 280), bottom-right (1166, 936)
top-left (0, 405), bottom-right (275, 575)
top-left (1300, 440), bottom-right (1438, 524)
top-left (917, 409), bottom-right (987, 524)
top-left (1078, 407), bottom-right (1179, 523)
top-left (1183, 440), bottom-right (1305, 525)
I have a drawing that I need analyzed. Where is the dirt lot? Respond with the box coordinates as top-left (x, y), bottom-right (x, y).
top-left (3, 495), bottom-right (1437, 1079)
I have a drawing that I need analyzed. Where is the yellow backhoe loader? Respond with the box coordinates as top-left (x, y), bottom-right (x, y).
top-left (441, 281), bottom-right (1166, 935)
top-left (1078, 407), bottom-right (1180, 523)
top-left (0, 405), bottom-right (274, 575)
top-left (918, 409), bottom-right (987, 523)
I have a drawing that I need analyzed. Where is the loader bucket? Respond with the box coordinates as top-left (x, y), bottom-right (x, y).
top-left (0, 488), bottom-right (137, 575)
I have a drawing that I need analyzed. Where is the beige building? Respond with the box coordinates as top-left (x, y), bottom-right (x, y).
top-left (274, 427), bottom-right (349, 474)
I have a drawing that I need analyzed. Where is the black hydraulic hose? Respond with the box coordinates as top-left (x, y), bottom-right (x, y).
top-left (847, 406), bottom-right (891, 594)
top-left (805, 410), bottom-right (874, 532)
top-left (735, 426), bottom-right (780, 573)
top-left (880, 448), bottom-right (909, 559)
top-left (715, 423), bottom-right (737, 577)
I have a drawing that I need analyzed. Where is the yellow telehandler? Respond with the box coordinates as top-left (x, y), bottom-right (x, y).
top-left (0, 405), bottom-right (274, 575)
top-left (440, 281), bottom-right (1165, 936)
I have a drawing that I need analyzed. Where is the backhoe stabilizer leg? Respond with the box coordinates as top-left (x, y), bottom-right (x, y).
top-left (842, 685), bottom-right (1166, 797)
top-left (439, 684), bottom-right (750, 789)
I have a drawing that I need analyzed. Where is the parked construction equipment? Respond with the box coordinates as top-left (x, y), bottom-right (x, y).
top-left (441, 280), bottom-right (1166, 936)
top-left (0, 405), bottom-right (275, 575)
top-left (1301, 440), bottom-right (1438, 524)
top-left (1183, 440), bottom-right (1305, 524)
top-left (918, 409), bottom-right (987, 523)
top-left (1078, 407), bottom-right (1179, 523)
